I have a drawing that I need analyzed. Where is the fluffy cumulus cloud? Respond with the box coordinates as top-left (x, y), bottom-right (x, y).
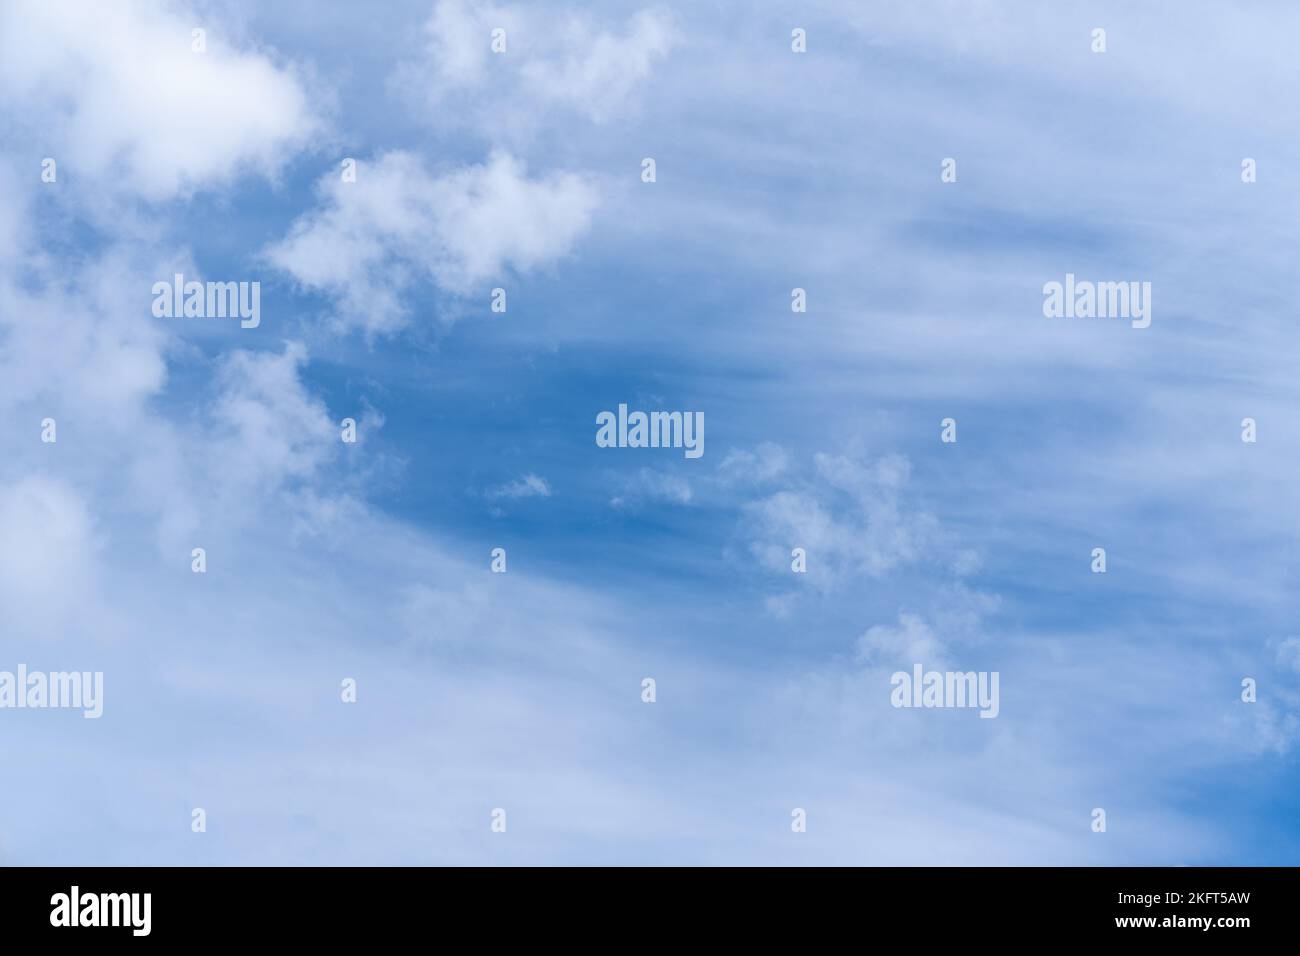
top-left (267, 150), bottom-right (598, 334)
top-left (0, 0), bottom-right (322, 201)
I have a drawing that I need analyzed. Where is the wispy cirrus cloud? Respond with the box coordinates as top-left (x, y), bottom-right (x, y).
top-left (487, 473), bottom-right (552, 500)
top-left (394, 0), bottom-right (675, 129)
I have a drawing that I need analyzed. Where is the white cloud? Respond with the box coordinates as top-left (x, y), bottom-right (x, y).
top-left (609, 468), bottom-right (692, 509)
top-left (1231, 638), bottom-right (1300, 755)
top-left (854, 585), bottom-right (999, 672)
top-left (400, 1), bottom-right (674, 127)
top-left (267, 150), bottom-right (598, 334)
top-left (208, 341), bottom-right (338, 495)
top-left (742, 452), bottom-right (941, 591)
top-left (2, 0), bottom-right (1290, 867)
top-left (0, 0), bottom-right (322, 201)
top-left (0, 475), bottom-right (102, 638)
top-left (857, 613), bottom-right (947, 669)
top-left (717, 442), bottom-right (788, 486)
top-left (487, 473), bottom-right (552, 500)
top-left (517, 8), bottom-right (675, 122)
top-left (1277, 638), bottom-right (1300, 676)
top-left (0, 244), bottom-right (170, 419)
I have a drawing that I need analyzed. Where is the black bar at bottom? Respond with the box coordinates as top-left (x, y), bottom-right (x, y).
top-left (0, 866), bottom-right (1289, 942)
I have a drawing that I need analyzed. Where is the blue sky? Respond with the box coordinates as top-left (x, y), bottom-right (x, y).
top-left (2, 0), bottom-right (1300, 864)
